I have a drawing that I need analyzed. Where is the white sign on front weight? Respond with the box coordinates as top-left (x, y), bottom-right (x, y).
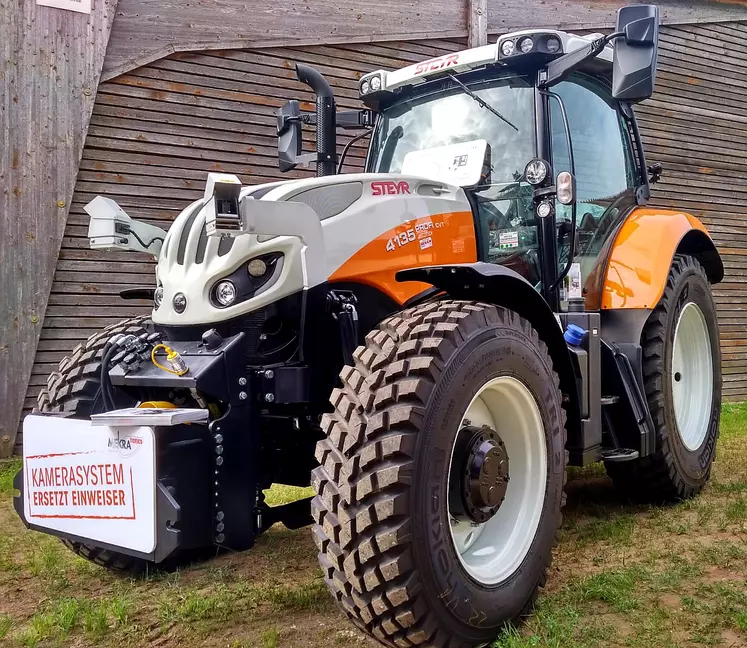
top-left (22, 415), bottom-right (157, 554)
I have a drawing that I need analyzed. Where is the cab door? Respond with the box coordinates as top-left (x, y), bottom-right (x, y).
top-left (549, 72), bottom-right (639, 307)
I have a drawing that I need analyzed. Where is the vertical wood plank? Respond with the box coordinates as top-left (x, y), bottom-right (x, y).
top-left (468, 0), bottom-right (488, 48)
top-left (0, 0), bottom-right (118, 457)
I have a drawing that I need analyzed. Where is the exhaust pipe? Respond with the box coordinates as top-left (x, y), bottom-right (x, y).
top-left (296, 64), bottom-right (337, 177)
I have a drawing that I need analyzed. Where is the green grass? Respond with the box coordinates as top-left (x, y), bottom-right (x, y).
top-left (0, 614), bottom-right (13, 640)
top-left (261, 627), bottom-right (280, 648)
top-left (263, 484), bottom-right (314, 507)
top-left (14, 595), bottom-right (135, 647)
top-left (0, 458), bottom-right (21, 495)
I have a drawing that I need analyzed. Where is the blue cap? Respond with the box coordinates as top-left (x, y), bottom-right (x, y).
top-left (564, 324), bottom-right (586, 347)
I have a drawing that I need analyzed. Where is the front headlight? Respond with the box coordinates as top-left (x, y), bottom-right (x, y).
top-left (214, 280), bottom-right (238, 307)
top-left (210, 253), bottom-right (283, 309)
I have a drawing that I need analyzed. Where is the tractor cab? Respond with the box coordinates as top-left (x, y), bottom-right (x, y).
top-left (279, 5), bottom-right (659, 312)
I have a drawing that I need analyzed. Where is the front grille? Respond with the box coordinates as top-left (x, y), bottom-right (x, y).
top-left (158, 310), bottom-right (267, 359)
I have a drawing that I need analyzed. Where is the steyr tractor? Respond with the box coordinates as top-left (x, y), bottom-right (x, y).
top-left (15, 5), bottom-right (724, 647)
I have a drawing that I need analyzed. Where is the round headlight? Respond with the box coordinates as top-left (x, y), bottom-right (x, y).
top-left (519, 37), bottom-right (534, 53)
top-left (501, 40), bottom-right (515, 57)
top-left (370, 76), bottom-right (382, 92)
top-left (360, 80), bottom-right (370, 94)
top-left (537, 201), bottom-right (553, 218)
top-left (214, 280), bottom-right (237, 307)
top-left (154, 286), bottom-right (163, 309)
top-left (248, 258), bottom-right (267, 278)
top-left (546, 37), bottom-right (561, 54)
top-left (173, 292), bottom-right (187, 314)
top-left (524, 159), bottom-right (550, 186)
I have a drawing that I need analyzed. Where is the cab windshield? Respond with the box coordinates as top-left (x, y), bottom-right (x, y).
top-left (367, 74), bottom-right (541, 281)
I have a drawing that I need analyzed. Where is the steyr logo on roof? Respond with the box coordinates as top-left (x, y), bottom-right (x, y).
top-left (414, 54), bottom-right (459, 75)
top-left (371, 181), bottom-right (410, 196)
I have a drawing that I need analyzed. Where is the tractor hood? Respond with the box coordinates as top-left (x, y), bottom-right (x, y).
top-left (151, 172), bottom-right (471, 326)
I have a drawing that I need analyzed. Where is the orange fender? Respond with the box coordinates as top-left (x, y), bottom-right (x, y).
top-left (595, 207), bottom-right (723, 310)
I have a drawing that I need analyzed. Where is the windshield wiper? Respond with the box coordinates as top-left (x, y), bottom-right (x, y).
top-left (447, 73), bottom-right (519, 133)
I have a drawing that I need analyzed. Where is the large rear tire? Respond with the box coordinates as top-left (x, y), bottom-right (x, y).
top-left (606, 254), bottom-right (722, 501)
top-left (37, 317), bottom-right (152, 574)
top-left (311, 300), bottom-right (567, 648)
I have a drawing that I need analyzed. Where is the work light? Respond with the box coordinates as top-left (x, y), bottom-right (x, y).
top-left (525, 159), bottom-right (550, 186)
top-left (519, 37), bottom-right (534, 53)
top-left (501, 40), bottom-right (515, 57)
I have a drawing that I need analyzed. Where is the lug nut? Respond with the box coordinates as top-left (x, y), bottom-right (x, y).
top-left (216, 533), bottom-right (225, 543)
top-left (265, 393), bottom-right (275, 403)
top-left (215, 445), bottom-right (223, 455)
top-left (264, 369), bottom-right (274, 379)
top-left (214, 434), bottom-right (223, 444)
top-left (216, 522), bottom-right (225, 532)
top-left (239, 391), bottom-right (248, 400)
top-left (238, 377), bottom-right (247, 386)
top-left (216, 456), bottom-right (224, 466)
top-left (216, 511), bottom-right (224, 521)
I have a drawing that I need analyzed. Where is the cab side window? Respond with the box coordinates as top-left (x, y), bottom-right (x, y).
top-left (550, 74), bottom-right (638, 285)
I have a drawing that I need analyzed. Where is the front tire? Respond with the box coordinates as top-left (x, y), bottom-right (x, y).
top-left (311, 300), bottom-right (567, 647)
top-left (606, 254), bottom-right (722, 501)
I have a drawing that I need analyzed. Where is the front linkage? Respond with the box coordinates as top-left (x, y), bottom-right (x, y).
top-left (15, 326), bottom-right (313, 566)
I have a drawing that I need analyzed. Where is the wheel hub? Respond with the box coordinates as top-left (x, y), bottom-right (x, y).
top-left (449, 425), bottom-right (509, 524)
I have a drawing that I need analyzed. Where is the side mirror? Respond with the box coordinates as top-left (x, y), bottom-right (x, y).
top-left (612, 5), bottom-right (659, 103)
top-left (277, 100), bottom-right (302, 172)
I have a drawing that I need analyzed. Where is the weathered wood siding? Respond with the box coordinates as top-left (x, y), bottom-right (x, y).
top-left (0, 0), bottom-right (118, 457)
top-left (102, 0), bottom-right (747, 80)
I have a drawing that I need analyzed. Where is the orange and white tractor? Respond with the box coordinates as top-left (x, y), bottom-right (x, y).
top-left (15, 5), bottom-right (723, 647)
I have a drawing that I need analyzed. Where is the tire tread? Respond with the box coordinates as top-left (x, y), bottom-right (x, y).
top-left (312, 300), bottom-right (567, 648)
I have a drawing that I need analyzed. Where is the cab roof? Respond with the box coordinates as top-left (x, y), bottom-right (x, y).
top-left (359, 29), bottom-right (613, 99)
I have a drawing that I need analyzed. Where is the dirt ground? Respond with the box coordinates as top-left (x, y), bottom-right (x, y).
top-left (0, 404), bottom-right (746, 648)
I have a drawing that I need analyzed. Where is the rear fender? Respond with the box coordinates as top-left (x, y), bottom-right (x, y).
top-left (599, 208), bottom-right (723, 311)
top-left (396, 263), bottom-right (582, 452)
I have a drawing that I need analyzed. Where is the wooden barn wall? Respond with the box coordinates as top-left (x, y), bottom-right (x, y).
top-left (101, 0), bottom-right (747, 81)
top-left (17, 37), bottom-right (465, 449)
top-left (19, 21), bottom-right (747, 447)
top-left (636, 22), bottom-right (747, 401)
top-left (0, 0), bottom-right (118, 458)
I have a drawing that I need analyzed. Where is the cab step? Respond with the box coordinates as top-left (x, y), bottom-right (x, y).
top-left (601, 447), bottom-right (639, 462)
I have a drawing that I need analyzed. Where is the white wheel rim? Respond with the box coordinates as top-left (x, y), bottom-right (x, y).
top-left (671, 302), bottom-right (713, 451)
top-left (447, 376), bottom-right (547, 586)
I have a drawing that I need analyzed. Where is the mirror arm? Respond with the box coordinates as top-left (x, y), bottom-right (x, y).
top-left (302, 109), bottom-right (374, 131)
top-left (540, 32), bottom-right (623, 89)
